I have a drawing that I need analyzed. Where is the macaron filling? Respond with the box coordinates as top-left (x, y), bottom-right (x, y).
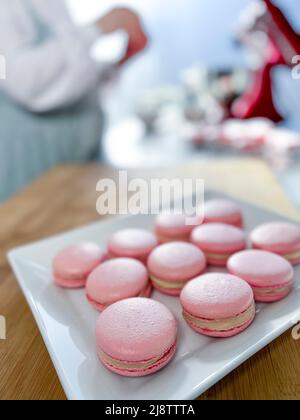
top-left (156, 232), bottom-right (190, 243)
top-left (150, 275), bottom-right (191, 290)
top-left (183, 302), bottom-right (255, 333)
top-left (99, 342), bottom-right (176, 372)
top-left (205, 252), bottom-right (232, 261)
top-left (108, 249), bottom-right (150, 261)
top-left (283, 249), bottom-right (300, 262)
top-left (252, 282), bottom-right (293, 297)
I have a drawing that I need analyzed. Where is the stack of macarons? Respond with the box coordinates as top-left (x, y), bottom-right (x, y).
top-left (52, 197), bottom-right (298, 377)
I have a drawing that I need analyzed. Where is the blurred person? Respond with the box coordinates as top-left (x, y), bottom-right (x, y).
top-left (0, 0), bottom-right (147, 201)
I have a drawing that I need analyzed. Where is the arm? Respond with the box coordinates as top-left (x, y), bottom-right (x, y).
top-left (0, 5), bottom-right (107, 112)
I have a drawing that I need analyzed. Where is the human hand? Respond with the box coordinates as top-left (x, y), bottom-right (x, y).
top-left (97, 8), bottom-right (148, 64)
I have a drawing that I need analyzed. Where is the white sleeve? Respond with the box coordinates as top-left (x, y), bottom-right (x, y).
top-left (0, 7), bottom-right (110, 112)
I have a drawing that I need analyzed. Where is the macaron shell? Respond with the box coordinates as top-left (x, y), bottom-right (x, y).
top-left (108, 229), bottom-right (158, 261)
top-left (148, 242), bottom-right (206, 282)
top-left (87, 282), bottom-right (153, 312)
top-left (191, 223), bottom-right (246, 253)
top-left (86, 258), bottom-right (149, 307)
top-left (251, 222), bottom-right (300, 254)
top-left (227, 250), bottom-right (294, 288)
top-left (180, 273), bottom-right (254, 319)
top-left (99, 343), bottom-right (176, 377)
top-left (53, 243), bottom-right (105, 280)
top-left (96, 298), bottom-right (177, 363)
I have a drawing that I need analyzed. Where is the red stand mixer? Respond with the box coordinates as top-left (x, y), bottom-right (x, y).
top-left (232, 0), bottom-right (300, 122)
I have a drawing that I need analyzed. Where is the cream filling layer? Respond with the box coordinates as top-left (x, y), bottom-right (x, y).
top-left (150, 275), bottom-right (186, 290)
top-left (205, 252), bottom-right (231, 260)
top-left (100, 345), bottom-right (174, 370)
top-left (100, 352), bottom-right (162, 370)
top-left (157, 233), bottom-right (190, 243)
top-left (283, 249), bottom-right (300, 261)
top-left (252, 284), bottom-right (292, 296)
top-left (183, 302), bottom-right (255, 331)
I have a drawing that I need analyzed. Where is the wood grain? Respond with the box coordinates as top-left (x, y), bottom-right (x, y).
top-left (0, 158), bottom-right (299, 400)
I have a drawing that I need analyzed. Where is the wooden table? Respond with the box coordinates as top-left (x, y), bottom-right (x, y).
top-left (1, 158), bottom-right (300, 400)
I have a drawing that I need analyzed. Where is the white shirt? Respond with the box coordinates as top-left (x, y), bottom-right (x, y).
top-left (0, 0), bottom-right (108, 112)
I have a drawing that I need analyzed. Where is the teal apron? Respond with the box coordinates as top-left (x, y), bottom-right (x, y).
top-left (0, 1), bottom-right (103, 202)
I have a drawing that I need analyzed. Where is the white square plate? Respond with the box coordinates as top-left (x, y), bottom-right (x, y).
top-left (8, 191), bottom-right (300, 400)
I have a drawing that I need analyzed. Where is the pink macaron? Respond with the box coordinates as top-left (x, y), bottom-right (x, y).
top-left (107, 229), bottom-right (158, 263)
top-left (228, 250), bottom-right (294, 303)
top-left (180, 273), bottom-right (255, 338)
top-left (204, 199), bottom-right (244, 227)
top-left (53, 243), bottom-right (106, 289)
top-left (147, 242), bottom-right (207, 296)
top-left (155, 213), bottom-right (202, 243)
top-left (191, 223), bottom-right (246, 266)
top-left (96, 298), bottom-right (177, 377)
top-left (86, 258), bottom-right (152, 311)
top-left (250, 221), bottom-right (300, 265)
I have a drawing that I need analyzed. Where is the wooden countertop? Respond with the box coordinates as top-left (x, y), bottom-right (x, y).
top-left (0, 158), bottom-right (299, 400)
